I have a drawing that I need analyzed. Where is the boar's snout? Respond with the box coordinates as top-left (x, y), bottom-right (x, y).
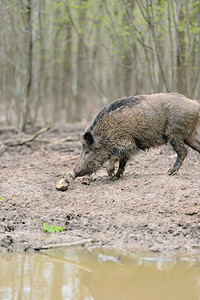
top-left (72, 164), bottom-right (91, 179)
top-left (70, 171), bottom-right (76, 180)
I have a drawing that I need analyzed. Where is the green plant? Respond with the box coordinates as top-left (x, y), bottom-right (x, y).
top-left (42, 222), bottom-right (64, 234)
top-left (0, 197), bottom-right (4, 204)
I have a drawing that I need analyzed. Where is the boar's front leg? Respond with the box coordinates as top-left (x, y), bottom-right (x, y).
top-left (107, 156), bottom-right (128, 180)
top-left (113, 158), bottom-right (128, 180)
top-left (168, 139), bottom-right (188, 175)
top-left (107, 142), bottom-right (135, 180)
top-left (107, 156), bottom-right (118, 179)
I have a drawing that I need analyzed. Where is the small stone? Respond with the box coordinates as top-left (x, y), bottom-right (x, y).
top-left (55, 178), bottom-right (69, 191)
top-left (184, 207), bottom-right (199, 216)
top-left (82, 177), bottom-right (90, 185)
top-left (181, 185), bottom-right (187, 190)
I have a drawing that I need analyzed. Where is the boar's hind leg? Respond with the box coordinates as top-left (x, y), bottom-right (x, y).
top-left (168, 140), bottom-right (188, 175)
top-left (185, 128), bottom-right (200, 153)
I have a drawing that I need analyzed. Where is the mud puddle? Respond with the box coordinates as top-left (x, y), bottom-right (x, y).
top-left (0, 248), bottom-right (200, 300)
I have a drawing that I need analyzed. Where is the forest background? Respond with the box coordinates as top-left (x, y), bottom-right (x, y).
top-left (0, 0), bottom-right (200, 131)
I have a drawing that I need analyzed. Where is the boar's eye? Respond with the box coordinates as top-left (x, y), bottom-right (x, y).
top-left (84, 149), bottom-right (92, 158)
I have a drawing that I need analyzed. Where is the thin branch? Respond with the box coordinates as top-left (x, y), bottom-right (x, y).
top-left (49, 137), bottom-right (79, 145)
top-left (0, 50), bottom-right (26, 74)
top-left (3, 124), bottom-right (52, 146)
top-left (30, 238), bottom-right (94, 251)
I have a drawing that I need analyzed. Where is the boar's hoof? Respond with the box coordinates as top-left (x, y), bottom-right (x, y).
top-left (168, 167), bottom-right (179, 176)
top-left (111, 175), bottom-right (120, 181)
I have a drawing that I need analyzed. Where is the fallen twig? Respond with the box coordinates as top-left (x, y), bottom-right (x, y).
top-left (3, 124), bottom-right (52, 146)
top-left (31, 238), bottom-right (93, 251)
top-left (50, 136), bottom-right (79, 144)
top-left (65, 155), bottom-right (79, 160)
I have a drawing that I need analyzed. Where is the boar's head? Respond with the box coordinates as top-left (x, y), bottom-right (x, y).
top-left (72, 131), bottom-right (109, 179)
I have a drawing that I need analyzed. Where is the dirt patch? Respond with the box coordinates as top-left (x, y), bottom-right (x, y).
top-left (0, 123), bottom-right (200, 255)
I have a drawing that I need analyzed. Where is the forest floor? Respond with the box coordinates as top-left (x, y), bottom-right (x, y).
top-left (0, 123), bottom-right (200, 255)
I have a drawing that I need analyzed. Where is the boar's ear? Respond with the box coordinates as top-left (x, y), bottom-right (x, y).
top-left (83, 131), bottom-right (94, 145)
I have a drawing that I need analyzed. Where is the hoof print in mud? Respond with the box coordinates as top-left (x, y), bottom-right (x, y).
top-left (55, 178), bottom-right (69, 191)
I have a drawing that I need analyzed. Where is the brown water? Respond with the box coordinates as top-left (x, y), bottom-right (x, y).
top-left (0, 249), bottom-right (200, 300)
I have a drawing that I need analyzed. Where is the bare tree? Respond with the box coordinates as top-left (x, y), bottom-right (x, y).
top-left (19, 0), bottom-right (33, 132)
top-left (0, 0), bottom-right (200, 129)
top-left (62, 6), bottom-right (73, 121)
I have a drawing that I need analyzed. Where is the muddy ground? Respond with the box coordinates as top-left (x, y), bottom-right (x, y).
top-left (0, 123), bottom-right (200, 255)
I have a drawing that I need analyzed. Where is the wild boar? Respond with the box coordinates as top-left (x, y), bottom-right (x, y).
top-left (72, 93), bottom-right (200, 180)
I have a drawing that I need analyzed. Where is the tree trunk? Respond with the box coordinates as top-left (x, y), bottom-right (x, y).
top-left (75, 2), bottom-right (87, 121)
top-left (177, 6), bottom-right (185, 94)
top-left (19, 0), bottom-right (33, 133)
top-left (34, 2), bottom-right (45, 124)
top-left (63, 15), bottom-right (73, 121)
